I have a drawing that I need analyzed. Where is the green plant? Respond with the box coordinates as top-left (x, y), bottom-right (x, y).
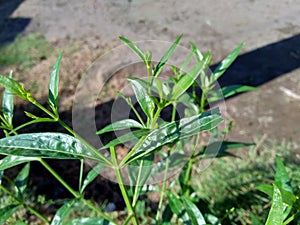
top-left (0, 35), bottom-right (254, 224)
top-left (255, 157), bottom-right (300, 225)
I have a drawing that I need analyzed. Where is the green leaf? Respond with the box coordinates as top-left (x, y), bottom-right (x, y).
top-left (80, 163), bottom-right (105, 193)
top-left (198, 141), bottom-right (254, 158)
top-left (213, 42), bottom-right (244, 80)
top-left (190, 42), bottom-right (203, 62)
top-left (251, 214), bottom-right (264, 225)
top-left (101, 129), bottom-right (150, 149)
top-left (128, 78), bottom-right (155, 119)
top-left (265, 184), bottom-right (284, 225)
top-left (208, 85), bottom-right (257, 102)
top-left (125, 108), bottom-right (223, 164)
top-left (0, 171), bottom-right (3, 184)
top-left (256, 184), bottom-right (296, 206)
top-left (14, 163), bottom-right (30, 198)
top-left (0, 132), bottom-right (104, 162)
top-left (0, 204), bottom-right (20, 224)
top-left (65, 217), bottom-right (112, 225)
top-left (152, 152), bottom-right (188, 175)
top-left (48, 52), bottom-right (62, 111)
top-left (51, 199), bottom-right (76, 225)
top-left (275, 157), bottom-right (293, 193)
top-left (167, 192), bottom-right (190, 224)
top-left (119, 36), bottom-right (146, 64)
top-left (153, 34), bottom-right (183, 77)
top-left (0, 74), bottom-right (34, 102)
top-left (128, 154), bottom-right (154, 187)
top-left (2, 70), bottom-right (14, 126)
top-left (181, 196), bottom-right (206, 225)
top-left (96, 119), bottom-right (144, 135)
top-left (171, 61), bottom-right (204, 100)
top-left (0, 155), bottom-right (39, 171)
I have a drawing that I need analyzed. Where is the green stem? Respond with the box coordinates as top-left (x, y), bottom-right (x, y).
top-left (182, 135), bottom-right (199, 197)
top-left (155, 147), bottom-right (171, 223)
top-left (40, 159), bottom-right (117, 224)
top-left (171, 102), bottom-right (177, 122)
top-left (110, 146), bottom-right (139, 225)
top-left (79, 159), bottom-right (84, 191)
top-left (132, 160), bottom-right (144, 207)
top-left (39, 159), bottom-right (80, 198)
top-left (0, 185), bottom-right (49, 223)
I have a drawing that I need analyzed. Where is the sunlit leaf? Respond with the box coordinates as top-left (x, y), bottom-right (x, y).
top-left (48, 52), bottom-right (62, 111)
top-left (51, 199), bottom-right (76, 225)
top-left (153, 34), bottom-right (183, 77)
top-left (129, 78), bottom-right (155, 119)
top-left (0, 155), bottom-right (39, 171)
top-left (101, 129), bottom-right (150, 149)
top-left (124, 108), bottom-right (223, 164)
top-left (119, 36), bottom-right (146, 64)
top-left (275, 157), bottom-right (293, 193)
top-left (80, 163), bottom-right (105, 193)
top-left (96, 119), bottom-right (144, 135)
top-left (2, 70), bottom-right (14, 126)
top-left (213, 42), bottom-right (244, 80)
top-left (171, 61), bottom-right (204, 100)
top-left (265, 184), bottom-right (284, 225)
top-left (181, 195), bottom-right (206, 225)
top-left (0, 132), bottom-right (104, 162)
top-left (167, 192), bottom-right (189, 224)
top-left (65, 217), bottom-right (112, 225)
top-left (14, 163), bottom-right (30, 198)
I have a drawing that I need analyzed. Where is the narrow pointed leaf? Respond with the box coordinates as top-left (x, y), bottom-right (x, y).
top-left (154, 34), bottom-right (183, 77)
top-left (125, 108), bottom-right (223, 164)
top-left (101, 129), bottom-right (150, 149)
top-left (256, 184), bottom-right (296, 206)
top-left (179, 49), bottom-right (195, 77)
top-left (198, 141), bottom-right (254, 158)
top-left (0, 171), bottom-right (3, 184)
top-left (208, 85), bottom-right (257, 102)
top-left (97, 119), bottom-right (144, 135)
top-left (152, 152), bottom-right (188, 175)
top-left (80, 163), bottom-right (105, 193)
top-left (65, 217), bottom-right (112, 225)
top-left (129, 78), bottom-right (155, 119)
top-left (167, 192), bottom-right (190, 224)
top-left (0, 155), bottom-right (39, 171)
top-left (275, 157), bottom-right (292, 193)
top-left (51, 199), bottom-right (76, 225)
top-left (14, 163), bottom-right (30, 198)
top-left (0, 204), bottom-right (20, 224)
top-left (190, 42), bottom-right (203, 62)
top-left (181, 195), bottom-right (206, 225)
top-left (2, 71), bottom-right (14, 125)
top-left (0, 74), bottom-right (34, 101)
top-left (213, 42), bottom-right (244, 80)
top-left (171, 61), bottom-right (204, 100)
top-left (265, 184), bottom-right (284, 225)
top-left (0, 132), bottom-right (104, 162)
top-left (119, 36), bottom-right (146, 64)
top-left (48, 52), bottom-right (62, 110)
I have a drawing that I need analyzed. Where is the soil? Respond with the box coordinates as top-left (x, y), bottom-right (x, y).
top-left (1, 0), bottom-right (300, 222)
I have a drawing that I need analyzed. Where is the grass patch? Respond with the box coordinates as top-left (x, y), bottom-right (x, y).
top-left (192, 136), bottom-right (300, 224)
top-left (0, 33), bottom-right (51, 69)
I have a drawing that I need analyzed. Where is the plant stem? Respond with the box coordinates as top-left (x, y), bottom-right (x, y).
top-left (182, 135), bottom-right (199, 197)
top-left (110, 146), bottom-right (139, 225)
top-left (79, 159), bottom-right (84, 191)
top-left (40, 159), bottom-right (117, 224)
top-left (0, 185), bottom-right (49, 223)
top-left (132, 160), bottom-right (144, 207)
top-left (155, 147), bottom-right (171, 223)
top-left (39, 159), bottom-right (80, 198)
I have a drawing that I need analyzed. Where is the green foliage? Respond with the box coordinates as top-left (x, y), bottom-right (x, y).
top-left (0, 35), bottom-right (256, 224)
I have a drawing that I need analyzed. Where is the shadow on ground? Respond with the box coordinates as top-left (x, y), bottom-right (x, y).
top-left (0, 0), bottom-right (30, 44)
